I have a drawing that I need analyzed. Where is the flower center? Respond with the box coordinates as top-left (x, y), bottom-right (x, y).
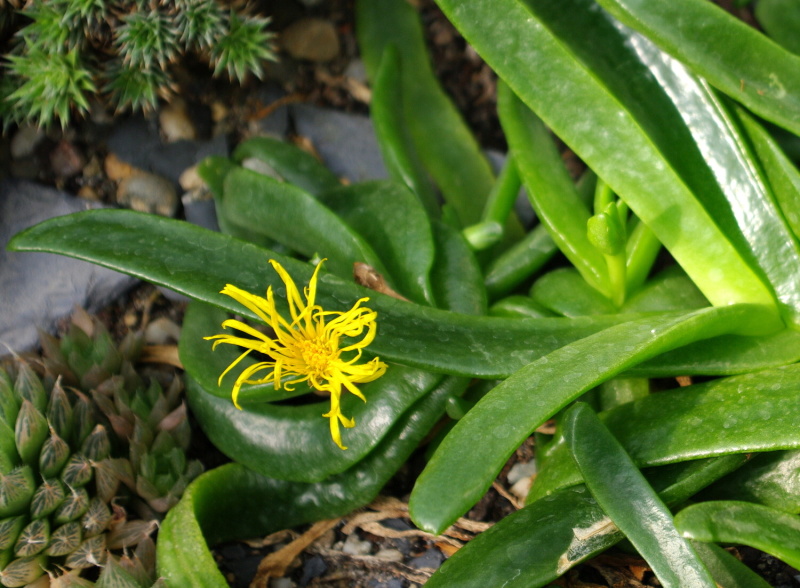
top-left (298, 338), bottom-right (333, 376)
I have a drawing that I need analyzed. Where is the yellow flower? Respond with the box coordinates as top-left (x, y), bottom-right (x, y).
top-left (205, 259), bottom-right (388, 450)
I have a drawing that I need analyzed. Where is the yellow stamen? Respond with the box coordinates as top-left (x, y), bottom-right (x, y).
top-left (205, 259), bottom-right (388, 450)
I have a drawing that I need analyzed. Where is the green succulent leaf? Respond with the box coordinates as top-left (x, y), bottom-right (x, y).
top-left (14, 401), bottom-right (48, 469)
top-left (409, 303), bottom-right (774, 535)
top-left (13, 518), bottom-right (50, 558)
top-left (30, 478), bottom-right (66, 520)
top-left (563, 403), bottom-right (715, 587)
top-left (210, 11), bottom-right (275, 82)
top-left (52, 486), bottom-right (90, 525)
top-left (529, 364), bottom-right (800, 501)
top-left (676, 501), bottom-right (800, 569)
top-left (45, 521), bottom-right (82, 557)
top-left (0, 554), bottom-right (47, 587)
top-left (594, 0), bottom-right (800, 135)
top-left (0, 517), bottom-right (26, 552)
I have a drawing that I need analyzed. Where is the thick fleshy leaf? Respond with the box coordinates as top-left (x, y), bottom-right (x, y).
top-left (356, 0), bottom-right (495, 228)
top-left (220, 167), bottom-right (388, 281)
top-left (425, 455), bottom-right (744, 588)
top-left (433, 0), bottom-right (780, 317)
top-left (369, 44), bottom-right (439, 217)
top-left (8, 210), bottom-right (647, 378)
top-left (409, 304), bottom-right (772, 534)
top-left (530, 364), bottom-right (800, 502)
top-left (232, 137), bottom-right (341, 196)
top-left (756, 0), bottom-right (800, 55)
top-left (700, 449), bottom-right (800, 514)
top-left (157, 375), bottom-right (464, 587)
top-left (676, 501), bottom-right (800, 569)
top-left (483, 224), bottom-right (557, 300)
top-left (594, 0), bottom-right (800, 135)
top-left (320, 180), bottom-right (436, 305)
top-left (531, 269), bottom-right (615, 317)
top-left (690, 541), bottom-right (772, 588)
top-left (499, 83), bottom-right (607, 294)
top-left (564, 403), bottom-right (715, 587)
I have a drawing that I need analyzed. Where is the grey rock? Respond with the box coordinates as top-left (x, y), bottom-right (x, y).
top-left (10, 125), bottom-right (45, 160)
top-left (291, 104), bottom-right (387, 183)
top-left (299, 554), bottom-right (327, 586)
top-left (281, 18), bottom-right (340, 62)
top-left (408, 547), bottom-right (444, 570)
top-left (117, 172), bottom-right (179, 217)
top-left (252, 83), bottom-right (292, 138)
top-left (0, 180), bottom-right (136, 356)
top-left (106, 116), bottom-right (229, 186)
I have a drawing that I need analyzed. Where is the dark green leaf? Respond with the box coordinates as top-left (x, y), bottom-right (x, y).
top-left (409, 304), bottom-right (771, 534)
top-left (676, 501), bottom-right (800, 569)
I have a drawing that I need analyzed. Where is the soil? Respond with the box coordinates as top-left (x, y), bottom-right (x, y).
top-left (5, 0), bottom-right (800, 586)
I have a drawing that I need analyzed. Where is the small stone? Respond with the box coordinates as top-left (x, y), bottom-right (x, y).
top-left (50, 140), bottom-right (85, 178)
top-left (299, 555), bottom-right (327, 585)
top-left (270, 578), bottom-right (296, 588)
top-left (507, 461), bottom-right (537, 485)
top-left (117, 172), bottom-right (178, 217)
top-left (341, 532), bottom-right (372, 556)
top-left (511, 476), bottom-right (533, 503)
top-left (144, 317), bottom-right (182, 345)
top-left (10, 125), bottom-right (45, 159)
top-left (104, 153), bottom-right (140, 182)
top-left (179, 164), bottom-right (205, 192)
top-left (77, 185), bottom-right (101, 201)
top-left (374, 548), bottom-right (404, 562)
top-left (408, 547), bottom-right (444, 570)
top-left (159, 98), bottom-right (197, 142)
top-left (210, 101), bottom-right (229, 123)
top-left (281, 18), bottom-right (340, 62)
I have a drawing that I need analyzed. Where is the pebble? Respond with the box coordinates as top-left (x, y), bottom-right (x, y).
top-left (408, 547), bottom-right (444, 569)
top-left (270, 579), bottom-right (296, 588)
top-left (104, 152), bottom-right (140, 182)
top-left (290, 105), bottom-right (388, 183)
top-left (10, 124), bottom-right (45, 159)
top-left (116, 172), bottom-right (179, 217)
top-left (374, 548), bottom-right (404, 562)
top-left (144, 317), bottom-right (182, 345)
top-left (281, 18), bottom-right (340, 62)
top-left (341, 532), bottom-right (372, 556)
top-left (50, 140), bottom-right (85, 178)
top-left (159, 98), bottom-right (197, 142)
top-left (507, 460), bottom-right (537, 485)
top-left (179, 164), bottom-right (205, 192)
top-left (0, 179), bottom-right (136, 354)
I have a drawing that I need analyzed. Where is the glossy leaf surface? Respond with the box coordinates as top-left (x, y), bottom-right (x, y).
top-left (232, 137), bottom-right (341, 196)
top-left (676, 501), bottom-right (800, 569)
top-left (426, 455), bottom-right (744, 588)
top-left (409, 303), bottom-right (772, 534)
top-left (595, 0), bottom-right (800, 135)
top-left (564, 403), bottom-right (715, 587)
top-left (157, 375), bottom-right (463, 587)
top-left (530, 364), bottom-right (800, 501)
top-left (9, 210), bottom-right (648, 378)
top-left (433, 0), bottom-right (779, 316)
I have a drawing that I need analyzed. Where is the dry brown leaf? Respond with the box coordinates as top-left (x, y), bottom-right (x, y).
top-left (249, 518), bottom-right (341, 588)
top-left (139, 345), bottom-right (182, 368)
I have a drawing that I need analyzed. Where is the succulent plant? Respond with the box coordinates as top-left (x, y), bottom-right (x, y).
top-left (1, 0), bottom-right (277, 129)
top-left (0, 309), bottom-right (201, 587)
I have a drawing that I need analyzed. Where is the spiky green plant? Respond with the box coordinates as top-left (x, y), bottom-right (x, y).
top-left (0, 309), bottom-right (201, 587)
top-left (2, 0), bottom-right (277, 129)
